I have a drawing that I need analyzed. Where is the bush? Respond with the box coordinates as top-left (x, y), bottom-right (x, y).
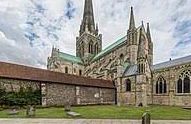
top-left (0, 87), bottom-right (6, 107)
top-left (0, 86), bottom-right (41, 107)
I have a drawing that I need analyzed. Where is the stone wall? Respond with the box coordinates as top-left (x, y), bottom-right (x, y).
top-left (0, 61), bottom-right (116, 107)
top-left (0, 78), bottom-right (115, 107)
top-left (43, 82), bottom-right (115, 106)
top-left (152, 63), bottom-right (191, 107)
top-left (0, 78), bottom-right (40, 92)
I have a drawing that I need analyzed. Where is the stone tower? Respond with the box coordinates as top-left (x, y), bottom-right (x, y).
top-left (135, 22), bottom-right (151, 106)
top-left (127, 7), bottom-right (138, 65)
top-left (76, 0), bottom-right (102, 64)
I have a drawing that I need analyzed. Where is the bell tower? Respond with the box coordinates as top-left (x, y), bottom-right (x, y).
top-left (76, 0), bottom-right (102, 64)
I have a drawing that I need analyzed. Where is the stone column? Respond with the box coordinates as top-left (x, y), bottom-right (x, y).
top-left (142, 84), bottom-right (147, 106)
top-left (99, 88), bottom-right (103, 104)
top-left (136, 75), bottom-right (147, 107)
top-left (117, 77), bottom-right (122, 106)
top-left (76, 86), bottom-right (80, 105)
top-left (41, 83), bottom-right (47, 107)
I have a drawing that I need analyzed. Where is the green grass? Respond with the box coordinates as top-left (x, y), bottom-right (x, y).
top-left (0, 105), bottom-right (191, 120)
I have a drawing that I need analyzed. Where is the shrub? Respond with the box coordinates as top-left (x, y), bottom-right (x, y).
top-left (0, 86), bottom-right (41, 107)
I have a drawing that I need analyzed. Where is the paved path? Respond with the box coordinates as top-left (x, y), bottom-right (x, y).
top-left (0, 119), bottom-right (191, 124)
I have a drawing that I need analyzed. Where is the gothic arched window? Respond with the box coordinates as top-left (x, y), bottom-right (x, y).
top-left (125, 79), bottom-right (131, 92)
top-left (156, 76), bottom-right (167, 94)
top-left (184, 76), bottom-right (190, 93)
top-left (164, 81), bottom-right (167, 93)
top-left (177, 70), bottom-right (191, 93)
top-left (141, 64), bottom-right (143, 73)
top-left (94, 43), bottom-right (98, 54)
top-left (89, 41), bottom-right (93, 54)
top-left (79, 69), bottom-right (82, 76)
top-left (65, 67), bottom-right (68, 74)
top-left (177, 79), bottom-right (182, 93)
top-left (156, 81), bottom-right (159, 94)
top-left (79, 41), bottom-right (84, 57)
top-left (119, 54), bottom-right (124, 65)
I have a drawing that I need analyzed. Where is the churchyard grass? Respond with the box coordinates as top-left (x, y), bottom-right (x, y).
top-left (0, 105), bottom-right (191, 119)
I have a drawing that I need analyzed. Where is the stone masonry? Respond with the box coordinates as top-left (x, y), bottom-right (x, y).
top-left (0, 61), bottom-right (115, 106)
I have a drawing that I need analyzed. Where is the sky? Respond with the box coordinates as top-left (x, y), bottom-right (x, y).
top-left (0, 0), bottom-right (191, 68)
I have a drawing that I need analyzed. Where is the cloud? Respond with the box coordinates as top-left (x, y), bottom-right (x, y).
top-left (0, 0), bottom-right (191, 68)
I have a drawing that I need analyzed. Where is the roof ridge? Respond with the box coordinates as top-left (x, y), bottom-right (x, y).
top-left (92, 35), bottom-right (127, 61)
top-left (59, 51), bottom-right (79, 58)
top-left (58, 51), bottom-right (83, 64)
top-left (152, 55), bottom-right (191, 70)
top-left (103, 35), bottom-right (127, 51)
top-left (0, 61), bottom-right (114, 88)
top-left (154, 55), bottom-right (191, 66)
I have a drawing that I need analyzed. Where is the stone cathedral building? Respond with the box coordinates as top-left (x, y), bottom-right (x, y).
top-left (47, 0), bottom-right (191, 107)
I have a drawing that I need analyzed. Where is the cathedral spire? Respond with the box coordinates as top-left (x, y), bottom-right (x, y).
top-left (146, 23), bottom-right (152, 43)
top-left (147, 23), bottom-right (153, 65)
top-left (141, 21), bottom-right (145, 32)
top-left (138, 26), bottom-right (145, 58)
top-left (129, 6), bottom-right (135, 30)
top-left (80, 0), bottom-right (96, 35)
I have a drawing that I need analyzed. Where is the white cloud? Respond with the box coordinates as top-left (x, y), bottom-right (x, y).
top-left (0, 0), bottom-right (191, 68)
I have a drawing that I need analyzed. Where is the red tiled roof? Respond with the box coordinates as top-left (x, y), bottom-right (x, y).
top-left (0, 62), bottom-right (115, 89)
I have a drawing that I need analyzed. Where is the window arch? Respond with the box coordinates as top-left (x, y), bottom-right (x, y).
top-left (156, 81), bottom-right (159, 94)
top-left (89, 41), bottom-right (93, 54)
top-left (177, 70), bottom-right (191, 93)
top-left (125, 79), bottom-right (131, 92)
top-left (119, 54), bottom-right (124, 65)
top-left (184, 76), bottom-right (190, 93)
top-left (141, 64), bottom-right (143, 73)
top-left (94, 43), bottom-right (98, 54)
top-left (177, 79), bottom-right (182, 93)
top-left (156, 76), bottom-right (167, 94)
top-left (65, 67), bottom-right (68, 74)
top-left (79, 69), bottom-right (82, 76)
top-left (81, 45), bottom-right (84, 57)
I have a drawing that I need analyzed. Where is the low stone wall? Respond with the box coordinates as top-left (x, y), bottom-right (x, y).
top-left (0, 61), bottom-right (116, 107)
top-left (0, 78), bottom-right (115, 106)
top-left (153, 95), bottom-right (191, 107)
top-left (42, 82), bottom-right (115, 106)
top-left (0, 78), bottom-right (40, 92)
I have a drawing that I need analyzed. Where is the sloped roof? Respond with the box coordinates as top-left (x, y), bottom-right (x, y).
top-left (152, 55), bottom-right (191, 70)
top-left (58, 52), bottom-right (83, 64)
top-left (123, 65), bottom-right (137, 77)
top-left (92, 36), bottom-right (127, 61)
top-left (92, 26), bottom-right (142, 62)
top-left (0, 61), bottom-right (114, 88)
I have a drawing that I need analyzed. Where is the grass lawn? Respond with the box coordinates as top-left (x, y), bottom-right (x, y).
top-left (0, 105), bottom-right (191, 120)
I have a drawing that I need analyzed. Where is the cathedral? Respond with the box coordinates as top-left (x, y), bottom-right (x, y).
top-left (47, 0), bottom-right (191, 106)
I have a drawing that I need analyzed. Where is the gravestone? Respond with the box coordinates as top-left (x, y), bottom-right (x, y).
top-left (64, 100), bottom-right (71, 111)
top-left (67, 111), bottom-right (81, 117)
top-left (142, 112), bottom-right (151, 124)
top-left (26, 105), bottom-right (36, 117)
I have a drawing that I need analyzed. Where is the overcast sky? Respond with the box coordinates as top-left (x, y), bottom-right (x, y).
top-left (0, 0), bottom-right (191, 68)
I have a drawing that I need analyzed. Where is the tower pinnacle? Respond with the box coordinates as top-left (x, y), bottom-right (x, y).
top-left (146, 23), bottom-right (152, 43)
top-left (80, 0), bottom-right (96, 35)
top-left (129, 6), bottom-right (135, 30)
